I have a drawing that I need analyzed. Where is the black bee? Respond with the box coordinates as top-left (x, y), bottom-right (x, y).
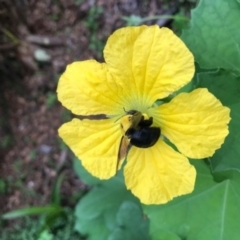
top-left (117, 110), bottom-right (161, 170)
top-left (123, 110), bottom-right (160, 148)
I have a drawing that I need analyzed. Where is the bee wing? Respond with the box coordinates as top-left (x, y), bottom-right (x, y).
top-left (116, 136), bottom-right (131, 172)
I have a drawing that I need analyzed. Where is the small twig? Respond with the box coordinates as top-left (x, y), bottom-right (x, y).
top-left (142, 14), bottom-right (188, 23)
top-left (57, 149), bottom-right (68, 172)
top-left (26, 35), bottom-right (64, 46)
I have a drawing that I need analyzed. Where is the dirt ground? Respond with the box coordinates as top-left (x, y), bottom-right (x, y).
top-left (0, 0), bottom-right (195, 215)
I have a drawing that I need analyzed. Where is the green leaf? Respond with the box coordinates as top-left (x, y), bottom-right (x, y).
top-left (181, 0), bottom-right (240, 75)
top-left (2, 205), bottom-right (63, 219)
top-left (144, 161), bottom-right (240, 240)
top-left (197, 70), bottom-right (240, 172)
top-left (109, 201), bottom-right (150, 240)
top-left (145, 230), bottom-right (181, 240)
top-left (73, 157), bottom-right (101, 185)
top-left (51, 171), bottom-right (65, 205)
top-left (38, 209), bottom-right (67, 236)
top-left (74, 171), bottom-right (141, 240)
top-left (37, 230), bottom-right (53, 240)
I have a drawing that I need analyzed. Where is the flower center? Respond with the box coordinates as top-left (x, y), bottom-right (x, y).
top-left (120, 110), bottom-right (161, 148)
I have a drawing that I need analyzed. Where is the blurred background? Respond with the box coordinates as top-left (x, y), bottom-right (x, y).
top-left (0, 0), bottom-right (197, 238)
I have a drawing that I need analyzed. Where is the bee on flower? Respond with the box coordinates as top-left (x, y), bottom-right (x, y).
top-left (57, 25), bottom-right (230, 204)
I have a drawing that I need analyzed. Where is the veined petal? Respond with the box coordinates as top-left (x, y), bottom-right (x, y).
top-left (104, 25), bottom-right (194, 107)
top-left (58, 118), bottom-right (122, 179)
top-left (150, 88), bottom-right (231, 159)
top-left (57, 60), bottom-right (128, 116)
top-left (124, 140), bottom-right (196, 204)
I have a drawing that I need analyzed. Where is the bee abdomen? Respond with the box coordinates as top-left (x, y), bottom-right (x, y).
top-left (129, 127), bottom-right (161, 148)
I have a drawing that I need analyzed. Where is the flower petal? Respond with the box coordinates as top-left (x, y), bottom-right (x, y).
top-left (57, 60), bottom-right (128, 116)
top-left (104, 25), bottom-right (194, 106)
top-left (124, 140), bottom-right (196, 204)
top-left (151, 88), bottom-right (231, 159)
top-left (58, 118), bottom-right (123, 179)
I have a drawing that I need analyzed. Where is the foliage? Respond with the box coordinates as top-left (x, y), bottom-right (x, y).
top-left (46, 92), bottom-right (57, 109)
top-left (73, 159), bottom-right (150, 240)
top-left (0, 209), bottom-right (82, 240)
top-left (0, 178), bottom-right (7, 194)
top-left (182, 0), bottom-right (240, 75)
top-left (1, 172), bottom-right (84, 239)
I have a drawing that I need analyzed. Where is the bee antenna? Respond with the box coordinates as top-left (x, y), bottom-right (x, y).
top-left (115, 107), bottom-right (129, 123)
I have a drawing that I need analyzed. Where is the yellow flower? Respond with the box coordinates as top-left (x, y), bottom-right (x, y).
top-left (57, 26), bottom-right (230, 205)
